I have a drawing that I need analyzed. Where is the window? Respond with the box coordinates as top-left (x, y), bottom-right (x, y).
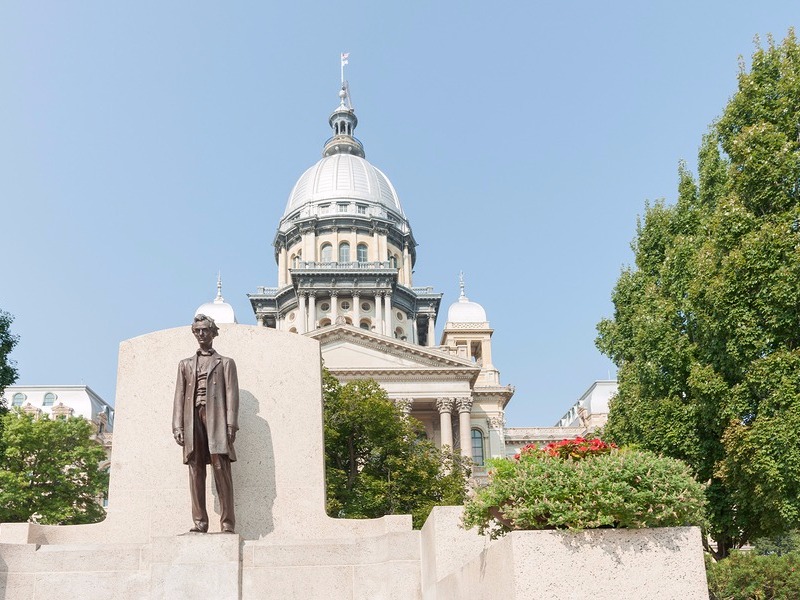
top-left (43, 392), bottom-right (56, 407)
top-left (341, 301), bottom-right (351, 311)
top-left (361, 301), bottom-right (371, 312)
top-left (12, 393), bottom-right (25, 407)
top-left (471, 429), bottom-right (485, 466)
top-left (394, 327), bottom-right (404, 338)
top-left (319, 318), bottom-right (331, 327)
top-left (396, 311), bottom-right (404, 321)
top-left (337, 203), bottom-right (348, 213)
top-left (360, 319), bottom-right (371, 330)
top-left (357, 204), bottom-right (367, 215)
top-left (320, 203), bottom-right (331, 214)
top-left (388, 253), bottom-right (397, 268)
top-left (292, 252), bottom-right (302, 268)
top-left (339, 242), bottom-right (350, 263)
top-left (357, 243), bottom-right (368, 263)
top-left (319, 302), bottom-right (330, 312)
top-left (320, 243), bottom-right (333, 263)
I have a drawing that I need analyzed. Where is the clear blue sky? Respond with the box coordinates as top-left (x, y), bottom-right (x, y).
top-left (2, 2), bottom-right (798, 426)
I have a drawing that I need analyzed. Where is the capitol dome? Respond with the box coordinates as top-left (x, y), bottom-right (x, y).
top-left (278, 83), bottom-right (409, 235)
top-left (195, 275), bottom-right (237, 324)
top-left (446, 276), bottom-right (488, 323)
top-left (282, 153), bottom-right (405, 218)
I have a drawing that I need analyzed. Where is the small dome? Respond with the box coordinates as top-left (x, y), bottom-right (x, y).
top-left (446, 274), bottom-right (487, 323)
top-left (195, 276), bottom-right (237, 324)
top-left (447, 296), bottom-right (487, 323)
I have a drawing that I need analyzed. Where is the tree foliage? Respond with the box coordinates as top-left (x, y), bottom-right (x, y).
top-left (597, 31), bottom-right (800, 558)
top-left (323, 370), bottom-right (468, 528)
top-left (0, 411), bottom-right (109, 524)
top-left (0, 309), bottom-right (19, 403)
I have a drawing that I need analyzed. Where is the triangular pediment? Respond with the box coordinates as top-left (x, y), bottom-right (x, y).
top-left (307, 325), bottom-right (479, 374)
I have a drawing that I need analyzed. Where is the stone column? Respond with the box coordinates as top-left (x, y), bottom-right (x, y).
top-left (308, 292), bottom-right (317, 330)
top-left (436, 397), bottom-right (455, 449)
top-left (383, 292), bottom-right (392, 336)
top-left (403, 242), bottom-right (411, 286)
top-left (278, 245), bottom-right (288, 287)
top-left (488, 413), bottom-right (506, 459)
top-left (352, 292), bottom-right (361, 327)
top-left (375, 292), bottom-right (384, 335)
top-left (372, 229), bottom-right (380, 262)
top-left (298, 293), bottom-right (307, 333)
top-left (330, 292), bottom-right (338, 323)
top-left (427, 314), bottom-right (436, 347)
top-left (481, 339), bottom-right (494, 368)
top-left (457, 397), bottom-right (474, 459)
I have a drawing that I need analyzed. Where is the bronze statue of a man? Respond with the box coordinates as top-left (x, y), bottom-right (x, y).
top-left (172, 314), bottom-right (239, 533)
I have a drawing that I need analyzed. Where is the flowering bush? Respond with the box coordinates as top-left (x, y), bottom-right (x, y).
top-left (463, 437), bottom-right (707, 538)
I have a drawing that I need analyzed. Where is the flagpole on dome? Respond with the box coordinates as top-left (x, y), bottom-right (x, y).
top-left (340, 52), bottom-right (349, 87)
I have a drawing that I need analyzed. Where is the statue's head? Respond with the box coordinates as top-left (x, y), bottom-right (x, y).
top-left (192, 314), bottom-right (219, 344)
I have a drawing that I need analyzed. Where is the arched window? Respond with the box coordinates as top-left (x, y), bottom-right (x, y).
top-left (471, 429), bottom-right (485, 466)
top-left (292, 252), bottom-right (302, 268)
top-left (394, 327), bottom-right (404, 339)
top-left (12, 393), bottom-right (25, 407)
top-left (43, 392), bottom-right (56, 407)
top-left (320, 243), bottom-right (333, 263)
top-left (360, 319), bottom-right (371, 330)
top-left (357, 243), bottom-right (368, 263)
top-left (388, 253), bottom-right (397, 268)
top-left (319, 318), bottom-right (332, 327)
top-left (339, 242), bottom-right (350, 263)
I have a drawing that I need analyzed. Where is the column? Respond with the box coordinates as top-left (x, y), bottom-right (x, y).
top-left (403, 242), bottom-right (411, 285)
top-left (436, 397), bottom-right (455, 449)
top-left (278, 245), bottom-right (288, 287)
top-left (375, 292), bottom-right (384, 335)
top-left (372, 229), bottom-right (380, 262)
top-left (330, 292), bottom-right (338, 323)
top-left (352, 292), bottom-right (361, 327)
top-left (457, 397), bottom-right (474, 459)
top-left (427, 314), bottom-right (436, 347)
top-left (481, 339), bottom-right (494, 368)
top-left (298, 293), bottom-right (307, 333)
top-left (488, 413), bottom-right (506, 459)
top-left (308, 292), bottom-right (317, 330)
top-left (383, 292), bottom-right (392, 336)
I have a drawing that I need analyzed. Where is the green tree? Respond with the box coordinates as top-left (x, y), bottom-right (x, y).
top-left (0, 309), bottom-right (19, 403)
top-left (0, 411), bottom-right (109, 524)
top-left (597, 31), bottom-right (800, 558)
top-left (323, 370), bottom-right (468, 528)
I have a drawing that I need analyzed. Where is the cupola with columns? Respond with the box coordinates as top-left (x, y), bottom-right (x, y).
top-left (249, 76), bottom-right (442, 344)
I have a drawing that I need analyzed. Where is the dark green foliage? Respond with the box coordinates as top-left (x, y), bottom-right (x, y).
top-left (463, 446), bottom-right (706, 538)
top-left (597, 31), bottom-right (800, 557)
top-left (322, 370), bottom-right (468, 528)
top-left (0, 309), bottom-right (19, 403)
top-left (706, 551), bottom-right (800, 600)
top-left (0, 411), bottom-right (109, 524)
top-left (752, 530), bottom-right (800, 556)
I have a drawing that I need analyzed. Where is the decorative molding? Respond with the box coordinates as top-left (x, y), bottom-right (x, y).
top-left (488, 413), bottom-right (506, 430)
top-left (436, 397), bottom-right (456, 414)
top-left (456, 397), bottom-right (474, 413)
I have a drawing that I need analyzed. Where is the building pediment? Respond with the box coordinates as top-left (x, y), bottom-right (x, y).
top-left (307, 325), bottom-right (480, 377)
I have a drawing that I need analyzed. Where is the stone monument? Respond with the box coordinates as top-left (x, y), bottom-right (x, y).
top-left (0, 324), bottom-right (710, 599)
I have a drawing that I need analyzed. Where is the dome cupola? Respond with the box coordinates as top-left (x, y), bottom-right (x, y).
top-left (195, 274), bottom-right (237, 324)
top-left (446, 273), bottom-right (488, 324)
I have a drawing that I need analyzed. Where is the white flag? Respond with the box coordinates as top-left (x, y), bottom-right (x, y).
top-left (341, 52), bottom-right (350, 66)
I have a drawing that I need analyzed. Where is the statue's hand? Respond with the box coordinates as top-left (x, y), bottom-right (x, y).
top-left (227, 426), bottom-right (236, 446)
top-left (174, 429), bottom-right (184, 446)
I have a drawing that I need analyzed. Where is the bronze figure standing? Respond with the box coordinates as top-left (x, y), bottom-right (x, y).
top-left (172, 314), bottom-right (239, 533)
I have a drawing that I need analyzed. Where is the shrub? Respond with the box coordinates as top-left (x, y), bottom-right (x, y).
top-left (463, 438), bottom-right (707, 537)
top-left (706, 550), bottom-right (800, 599)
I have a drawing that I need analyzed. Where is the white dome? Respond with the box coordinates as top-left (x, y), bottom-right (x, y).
top-left (195, 299), bottom-right (236, 325)
top-left (282, 153), bottom-right (405, 219)
top-left (195, 277), bottom-right (237, 324)
top-left (447, 296), bottom-right (487, 323)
